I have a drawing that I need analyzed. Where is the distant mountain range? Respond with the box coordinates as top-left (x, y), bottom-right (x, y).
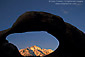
top-left (19, 45), bottom-right (53, 56)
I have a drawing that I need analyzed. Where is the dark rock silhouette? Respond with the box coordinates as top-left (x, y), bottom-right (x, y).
top-left (0, 11), bottom-right (85, 57)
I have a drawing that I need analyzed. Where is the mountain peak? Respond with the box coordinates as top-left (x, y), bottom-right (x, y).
top-left (19, 45), bottom-right (53, 56)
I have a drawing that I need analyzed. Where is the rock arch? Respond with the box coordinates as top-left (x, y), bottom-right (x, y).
top-left (0, 11), bottom-right (85, 57)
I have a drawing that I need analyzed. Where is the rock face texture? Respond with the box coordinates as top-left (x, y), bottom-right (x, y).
top-left (0, 11), bottom-right (85, 57)
top-left (19, 45), bottom-right (53, 56)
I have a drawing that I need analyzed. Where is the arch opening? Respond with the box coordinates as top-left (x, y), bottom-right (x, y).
top-left (7, 31), bottom-right (59, 56)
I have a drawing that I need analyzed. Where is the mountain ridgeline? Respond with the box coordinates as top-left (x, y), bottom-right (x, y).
top-left (19, 45), bottom-right (53, 56)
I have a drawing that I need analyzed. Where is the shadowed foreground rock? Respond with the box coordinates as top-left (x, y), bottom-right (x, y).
top-left (0, 11), bottom-right (85, 57)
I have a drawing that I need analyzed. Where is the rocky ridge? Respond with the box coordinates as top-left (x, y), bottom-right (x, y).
top-left (19, 45), bottom-right (53, 56)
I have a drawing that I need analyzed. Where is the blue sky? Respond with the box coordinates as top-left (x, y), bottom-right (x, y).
top-left (0, 0), bottom-right (85, 50)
